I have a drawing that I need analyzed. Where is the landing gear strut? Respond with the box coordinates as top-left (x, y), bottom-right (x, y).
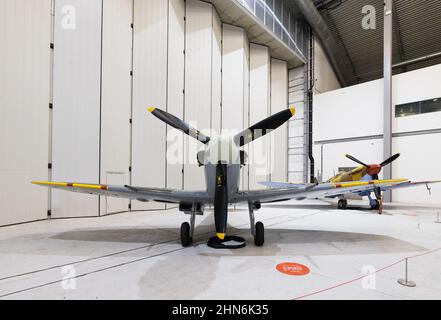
top-left (338, 199), bottom-right (347, 210)
top-left (369, 192), bottom-right (383, 214)
top-left (248, 202), bottom-right (264, 246)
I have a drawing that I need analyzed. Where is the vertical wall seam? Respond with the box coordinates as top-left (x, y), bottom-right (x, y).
top-left (220, 23), bottom-right (223, 131)
top-left (129, 0), bottom-right (135, 211)
top-left (268, 52), bottom-right (271, 183)
top-left (210, 5), bottom-right (213, 133)
top-left (48, 0), bottom-right (56, 218)
top-left (286, 65), bottom-right (289, 182)
top-left (98, 0), bottom-right (104, 216)
top-left (165, 0), bottom-right (170, 193)
top-left (182, 0), bottom-right (187, 189)
top-left (247, 38), bottom-right (250, 190)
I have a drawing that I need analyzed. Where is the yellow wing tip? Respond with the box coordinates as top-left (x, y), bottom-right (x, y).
top-left (32, 181), bottom-right (49, 185)
top-left (147, 107), bottom-right (156, 113)
top-left (216, 233), bottom-right (226, 240)
top-left (289, 107), bottom-right (296, 116)
top-left (32, 181), bottom-right (67, 187)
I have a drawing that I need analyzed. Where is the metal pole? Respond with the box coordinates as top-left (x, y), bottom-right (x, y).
top-left (383, 0), bottom-right (393, 202)
top-left (436, 212), bottom-right (441, 224)
top-left (398, 257), bottom-right (416, 287)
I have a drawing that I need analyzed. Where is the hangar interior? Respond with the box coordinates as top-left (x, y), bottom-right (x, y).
top-left (0, 0), bottom-right (441, 299)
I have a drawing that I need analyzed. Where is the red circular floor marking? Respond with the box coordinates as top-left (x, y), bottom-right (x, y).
top-left (276, 262), bottom-right (310, 276)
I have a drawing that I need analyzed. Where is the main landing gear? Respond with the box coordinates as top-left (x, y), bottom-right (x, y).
top-left (370, 199), bottom-right (380, 210)
top-left (248, 202), bottom-right (264, 246)
top-left (337, 199), bottom-right (347, 210)
top-left (368, 194), bottom-right (383, 214)
top-left (180, 202), bottom-right (266, 248)
top-left (180, 209), bottom-right (197, 247)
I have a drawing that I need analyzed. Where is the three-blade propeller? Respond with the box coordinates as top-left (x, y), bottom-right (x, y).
top-left (345, 153), bottom-right (400, 214)
top-left (148, 107), bottom-right (296, 147)
top-left (345, 153), bottom-right (401, 180)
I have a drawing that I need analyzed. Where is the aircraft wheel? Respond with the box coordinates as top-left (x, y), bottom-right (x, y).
top-left (338, 199), bottom-right (347, 210)
top-left (180, 222), bottom-right (192, 247)
top-left (254, 221), bottom-right (264, 246)
top-left (370, 200), bottom-right (380, 210)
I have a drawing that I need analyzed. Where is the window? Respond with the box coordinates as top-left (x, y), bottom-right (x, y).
top-left (243, 0), bottom-right (255, 11)
top-left (255, 1), bottom-right (265, 22)
top-left (395, 102), bottom-right (420, 117)
top-left (395, 97), bottom-right (441, 118)
top-left (421, 98), bottom-right (441, 114)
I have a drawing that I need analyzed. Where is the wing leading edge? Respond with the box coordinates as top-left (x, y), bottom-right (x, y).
top-left (234, 179), bottom-right (409, 203)
top-left (32, 181), bottom-right (212, 204)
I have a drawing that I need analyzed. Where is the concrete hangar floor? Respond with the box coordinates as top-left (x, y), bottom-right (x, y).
top-left (0, 200), bottom-right (440, 300)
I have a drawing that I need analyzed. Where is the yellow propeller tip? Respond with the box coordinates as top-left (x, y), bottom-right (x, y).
top-left (290, 107), bottom-right (296, 116)
top-left (216, 233), bottom-right (226, 240)
top-left (147, 107), bottom-right (156, 113)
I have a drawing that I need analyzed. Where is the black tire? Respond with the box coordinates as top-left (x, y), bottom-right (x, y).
top-left (370, 200), bottom-right (380, 210)
top-left (254, 221), bottom-right (264, 246)
top-left (338, 199), bottom-right (347, 210)
top-left (180, 222), bottom-right (192, 247)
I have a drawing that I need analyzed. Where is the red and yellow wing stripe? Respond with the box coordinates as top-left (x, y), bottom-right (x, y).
top-left (332, 179), bottom-right (408, 189)
top-left (32, 181), bottom-right (109, 190)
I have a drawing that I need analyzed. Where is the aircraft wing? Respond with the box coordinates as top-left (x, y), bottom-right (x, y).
top-left (32, 181), bottom-right (212, 204)
top-left (233, 179), bottom-right (409, 203)
top-left (258, 181), bottom-right (309, 189)
top-left (375, 180), bottom-right (441, 192)
top-left (259, 179), bottom-right (441, 198)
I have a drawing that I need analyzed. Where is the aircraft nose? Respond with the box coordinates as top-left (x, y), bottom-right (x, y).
top-left (367, 164), bottom-right (382, 176)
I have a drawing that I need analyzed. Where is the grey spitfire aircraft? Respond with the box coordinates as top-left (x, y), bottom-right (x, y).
top-left (33, 107), bottom-right (409, 247)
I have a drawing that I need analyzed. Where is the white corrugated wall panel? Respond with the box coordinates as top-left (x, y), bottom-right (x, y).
top-left (313, 140), bottom-right (383, 183)
top-left (184, 0), bottom-right (213, 190)
top-left (221, 24), bottom-right (249, 190)
top-left (393, 134), bottom-right (441, 205)
top-left (166, 0), bottom-right (185, 193)
top-left (132, 0), bottom-right (167, 210)
top-left (211, 8), bottom-right (222, 136)
top-left (242, 33), bottom-right (250, 190)
top-left (248, 44), bottom-right (270, 190)
top-left (52, 0), bottom-right (102, 218)
top-left (270, 58), bottom-right (288, 183)
top-left (0, 0), bottom-right (51, 226)
top-left (100, 0), bottom-right (132, 215)
top-left (221, 24), bottom-right (245, 132)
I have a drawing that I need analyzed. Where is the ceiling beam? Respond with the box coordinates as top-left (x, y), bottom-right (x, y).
top-left (322, 8), bottom-right (360, 84)
top-left (291, 0), bottom-right (349, 87)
